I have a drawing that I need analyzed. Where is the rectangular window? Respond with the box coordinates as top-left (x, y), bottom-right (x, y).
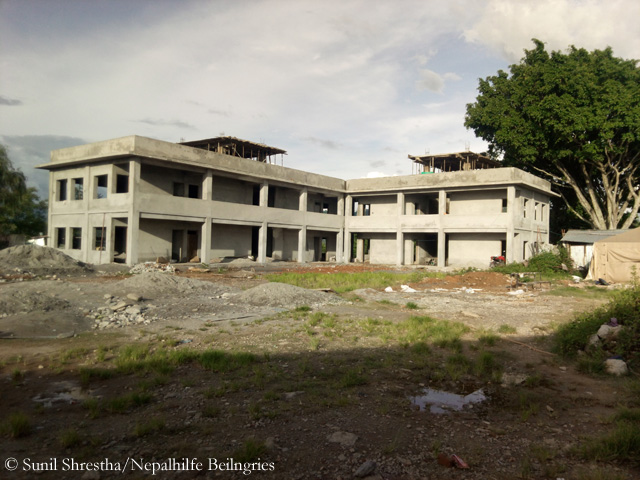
top-left (73, 178), bottom-right (83, 200)
top-left (94, 227), bottom-right (106, 250)
top-left (95, 175), bottom-right (108, 198)
top-left (57, 179), bottom-right (68, 201)
top-left (363, 204), bottom-right (371, 216)
top-left (322, 203), bottom-right (329, 214)
top-left (116, 174), bottom-right (129, 193)
top-left (188, 184), bottom-right (199, 199)
top-left (173, 182), bottom-right (185, 197)
top-left (56, 228), bottom-right (66, 248)
top-left (534, 202), bottom-right (540, 220)
top-left (502, 198), bottom-right (507, 213)
top-left (71, 228), bottom-right (82, 250)
top-left (523, 198), bottom-right (529, 218)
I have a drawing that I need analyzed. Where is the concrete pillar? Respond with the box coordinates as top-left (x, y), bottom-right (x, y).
top-left (438, 190), bottom-right (447, 215)
top-left (397, 192), bottom-right (405, 216)
top-left (343, 230), bottom-right (351, 263)
top-left (338, 196), bottom-right (345, 216)
top-left (126, 159), bottom-right (141, 266)
top-left (299, 188), bottom-right (307, 211)
top-left (345, 195), bottom-right (352, 217)
top-left (506, 186), bottom-right (516, 263)
top-left (396, 231), bottom-right (404, 266)
top-left (297, 226), bottom-right (307, 263)
top-left (356, 237), bottom-right (364, 263)
top-left (203, 171), bottom-right (213, 201)
top-left (260, 182), bottom-right (269, 207)
top-left (201, 220), bottom-right (212, 263)
top-left (257, 221), bottom-right (268, 263)
top-left (437, 230), bottom-right (446, 268)
top-left (404, 238), bottom-right (414, 265)
top-left (336, 229), bottom-right (344, 262)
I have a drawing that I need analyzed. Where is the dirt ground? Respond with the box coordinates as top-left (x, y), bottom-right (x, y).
top-left (0, 248), bottom-right (636, 480)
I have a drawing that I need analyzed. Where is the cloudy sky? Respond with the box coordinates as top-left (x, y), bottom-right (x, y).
top-left (1, 0), bottom-right (639, 197)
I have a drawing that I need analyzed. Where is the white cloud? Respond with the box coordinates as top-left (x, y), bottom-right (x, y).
top-left (464, 0), bottom-right (640, 62)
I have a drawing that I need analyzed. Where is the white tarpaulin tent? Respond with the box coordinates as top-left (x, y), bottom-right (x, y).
top-left (587, 227), bottom-right (640, 283)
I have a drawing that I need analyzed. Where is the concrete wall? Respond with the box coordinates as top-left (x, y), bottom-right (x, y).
top-left (211, 223), bottom-right (253, 258)
top-left (449, 189), bottom-right (505, 215)
top-left (448, 232), bottom-right (505, 268)
top-left (368, 233), bottom-right (397, 264)
top-left (212, 176), bottom-right (256, 205)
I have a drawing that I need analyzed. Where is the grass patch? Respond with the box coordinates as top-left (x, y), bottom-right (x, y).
top-left (1, 412), bottom-right (32, 438)
top-left (497, 324), bottom-right (517, 334)
top-left (578, 419), bottom-right (640, 464)
top-left (232, 438), bottom-right (268, 463)
top-left (396, 315), bottom-right (469, 350)
top-left (59, 427), bottom-right (82, 448)
top-left (545, 286), bottom-right (614, 299)
top-left (405, 302), bottom-right (419, 310)
top-left (133, 418), bottom-right (165, 437)
top-left (266, 271), bottom-right (442, 293)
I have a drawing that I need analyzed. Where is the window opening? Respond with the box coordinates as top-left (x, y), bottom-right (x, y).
top-left (95, 175), bottom-right (108, 198)
top-left (116, 174), bottom-right (129, 193)
top-left (73, 178), bottom-right (83, 200)
top-left (58, 179), bottom-right (68, 201)
top-left (71, 228), bottom-right (82, 249)
top-left (56, 228), bottom-right (66, 248)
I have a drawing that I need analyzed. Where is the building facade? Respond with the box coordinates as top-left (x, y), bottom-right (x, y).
top-left (39, 135), bottom-right (553, 268)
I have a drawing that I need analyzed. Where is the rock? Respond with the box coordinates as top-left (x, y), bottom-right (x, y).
top-left (112, 301), bottom-right (128, 311)
top-left (189, 256), bottom-right (200, 263)
top-left (604, 359), bottom-right (628, 376)
top-left (597, 324), bottom-right (621, 340)
top-left (461, 310), bottom-right (480, 319)
top-left (354, 460), bottom-right (376, 477)
top-left (156, 256), bottom-right (168, 264)
top-left (587, 334), bottom-right (602, 350)
top-left (127, 293), bottom-right (142, 302)
top-left (327, 431), bottom-right (358, 447)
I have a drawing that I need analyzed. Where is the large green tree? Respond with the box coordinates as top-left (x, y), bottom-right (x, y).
top-left (465, 40), bottom-right (640, 230)
top-left (0, 144), bottom-right (47, 245)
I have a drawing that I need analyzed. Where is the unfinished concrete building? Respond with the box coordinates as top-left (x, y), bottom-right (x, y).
top-left (38, 136), bottom-right (553, 268)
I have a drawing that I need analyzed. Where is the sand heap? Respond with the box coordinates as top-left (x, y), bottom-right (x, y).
top-left (0, 245), bottom-right (89, 275)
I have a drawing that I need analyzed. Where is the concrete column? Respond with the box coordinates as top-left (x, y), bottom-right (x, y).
top-left (299, 188), bottom-right (307, 211)
top-left (345, 195), bottom-right (352, 217)
top-left (297, 226), bottom-right (307, 263)
top-left (343, 230), bottom-right (351, 263)
top-left (356, 237), bottom-right (364, 262)
top-left (438, 190), bottom-right (447, 215)
top-left (397, 192), bottom-right (405, 216)
top-left (203, 171), bottom-right (213, 201)
top-left (506, 186), bottom-right (516, 263)
top-left (396, 231), bottom-right (404, 266)
top-left (126, 159), bottom-right (141, 266)
top-left (336, 229), bottom-right (344, 262)
top-left (257, 221), bottom-right (268, 263)
top-left (260, 182), bottom-right (269, 207)
top-left (338, 196), bottom-right (345, 216)
top-left (201, 220), bottom-right (212, 263)
top-left (437, 230), bottom-right (446, 268)
top-left (404, 238), bottom-right (414, 265)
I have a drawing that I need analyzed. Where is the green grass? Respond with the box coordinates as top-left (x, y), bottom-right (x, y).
top-left (59, 428), bottom-right (81, 448)
top-left (232, 438), bottom-right (268, 463)
top-left (265, 271), bottom-right (442, 293)
top-left (405, 302), bottom-right (419, 310)
top-left (396, 315), bottom-right (470, 350)
top-left (2, 412), bottom-right (32, 438)
top-left (544, 286), bottom-right (614, 299)
top-left (578, 420), bottom-right (640, 464)
top-left (133, 418), bottom-right (165, 437)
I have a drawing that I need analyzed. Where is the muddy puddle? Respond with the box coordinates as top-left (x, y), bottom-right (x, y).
top-left (32, 380), bottom-right (93, 407)
top-left (410, 388), bottom-right (486, 413)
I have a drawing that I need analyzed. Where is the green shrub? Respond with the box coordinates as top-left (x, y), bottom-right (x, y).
top-left (555, 282), bottom-right (640, 367)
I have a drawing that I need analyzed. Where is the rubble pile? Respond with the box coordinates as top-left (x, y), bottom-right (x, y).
top-left (90, 294), bottom-right (157, 329)
top-left (0, 245), bottom-right (89, 276)
top-left (129, 262), bottom-right (175, 274)
top-left (586, 318), bottom-right (628, 376)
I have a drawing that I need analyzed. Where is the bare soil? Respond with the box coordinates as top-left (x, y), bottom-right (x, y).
top-left (0, 254), bottom-right (636, 480)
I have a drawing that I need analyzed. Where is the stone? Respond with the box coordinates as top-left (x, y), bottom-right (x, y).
top-left (127, 293), bottom-right (142, 302)
top-left (327, 431), bottom-right (358, 447)
top-left (354, 460), bottom-right (376, 478)
top-left (604, 359), bottom-right (628, 376)
top-left (597, 324), bottom-right (621, 340)
top-left (189, 256), bottom-right (200, 263)
top-left (156, 256), bottom-right (168, 264)
top-left (112, 301), bottom-right (128, 311)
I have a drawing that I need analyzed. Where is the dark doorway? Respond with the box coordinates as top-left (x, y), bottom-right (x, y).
top-left (251, 226), bottom-right (260, 259)
top-left (187, 230), bottom-right (198, 260)
top-left (114, 226), bottom-right (127, 263)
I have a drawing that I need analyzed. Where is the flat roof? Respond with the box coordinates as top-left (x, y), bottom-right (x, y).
top-left (180, 136), bottom-right (286, 163)
top-left (560, 229), bottom-right (629, 244)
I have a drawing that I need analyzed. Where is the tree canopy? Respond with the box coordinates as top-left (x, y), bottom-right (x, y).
top-left (0, 144), bottom-right (47, 245)
top-left (465, 39), bottom-right (640, 230)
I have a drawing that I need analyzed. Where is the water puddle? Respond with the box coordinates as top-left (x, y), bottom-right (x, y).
top-left (32, 381), bottom-right (93, 407)
top-left (410, 388), bottom-right (486, 414)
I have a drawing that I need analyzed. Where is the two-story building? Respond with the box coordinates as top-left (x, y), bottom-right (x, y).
top-left (38, 135), bottom-right (553, 268)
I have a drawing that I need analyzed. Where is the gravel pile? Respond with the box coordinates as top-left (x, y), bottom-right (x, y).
top-left (0, 245), bottom-right (89, 275)
top-left (111, 272), bottom-right (234, 298)
top-left (234, 282), bottom-right (343, 309)
top-left (0, 281), bottom-right (71, 316)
